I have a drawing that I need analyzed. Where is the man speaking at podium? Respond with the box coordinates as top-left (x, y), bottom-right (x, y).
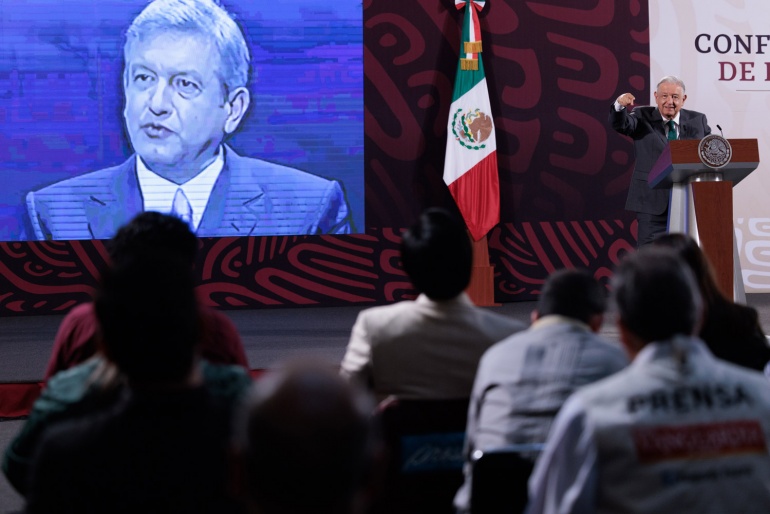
top-left (610, 76), bottom-right (711, 247)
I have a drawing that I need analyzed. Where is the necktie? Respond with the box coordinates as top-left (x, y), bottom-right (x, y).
top-left (667, 120), bottom-right (677, 141)
top-left (171, 187), bottom-right (193, 229)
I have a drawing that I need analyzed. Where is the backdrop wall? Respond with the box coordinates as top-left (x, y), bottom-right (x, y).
top-left (0, 0), bottom-right (647, 315)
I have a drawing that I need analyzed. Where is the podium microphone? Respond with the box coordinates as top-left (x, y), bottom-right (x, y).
top-left (717, 124), bottom-right (724, 137)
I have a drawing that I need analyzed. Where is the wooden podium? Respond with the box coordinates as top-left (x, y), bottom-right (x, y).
top-left (649, 138), bottom-right (759, 301)
top-left (466, 235), bottom-right (499, 306)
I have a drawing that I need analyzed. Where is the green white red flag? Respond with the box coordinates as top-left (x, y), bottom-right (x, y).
top-left (443, 0), bottom-right (499, 241)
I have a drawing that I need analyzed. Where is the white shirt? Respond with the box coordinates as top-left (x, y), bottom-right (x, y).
top-left (528, 336), bottom-right (770, 514)
top-left (136, 149), bottom-right (225, 231)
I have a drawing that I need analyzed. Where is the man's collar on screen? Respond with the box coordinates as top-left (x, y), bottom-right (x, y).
top-left (136, 148), bottom-right (225, 230)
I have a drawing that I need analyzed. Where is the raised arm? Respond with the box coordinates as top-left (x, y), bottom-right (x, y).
top-left (609, 92), bottom-right (639, 137)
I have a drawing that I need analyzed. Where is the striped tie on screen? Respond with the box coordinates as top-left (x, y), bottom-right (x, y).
top-left (171, 187), bottom-right (193, 229)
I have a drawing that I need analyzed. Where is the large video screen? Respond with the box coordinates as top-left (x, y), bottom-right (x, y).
top-left (0, 0), bottom-right (363, 241)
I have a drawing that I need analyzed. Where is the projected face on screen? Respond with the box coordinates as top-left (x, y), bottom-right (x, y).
top-left (123, 31), bottom-right (247, 179)
top-left (0, 0), bottom-right (363, 241)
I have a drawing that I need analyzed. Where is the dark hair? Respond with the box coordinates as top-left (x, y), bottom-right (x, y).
top-left (94, 254), bottom-right (200, 384)
top-left (537, 268), bottom-right (607, 323)
top-left (652, 233), bottom-right (722, 305)
top-left (236, 362), bottom-right (377, 514)
top-left (107, 212), bottom-right (198, 267)
top-left (612, 248), bottom-right (701, 343)
top-left (400, 208), bottom-right (472, 300)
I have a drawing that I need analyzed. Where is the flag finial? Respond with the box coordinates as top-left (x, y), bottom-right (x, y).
top-left (455, 0), bottom-right (487, 72)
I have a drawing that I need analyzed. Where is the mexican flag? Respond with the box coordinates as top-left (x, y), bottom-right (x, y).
top-left (443, 0), bottom-right (499, 242)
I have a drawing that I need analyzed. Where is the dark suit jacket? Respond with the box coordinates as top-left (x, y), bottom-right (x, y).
top-left (26, 146), bottom-right (352, 240)
top-left (609, 105), bottom-right (711, 215)
top-left (701, 297), bottom-right (770, 372)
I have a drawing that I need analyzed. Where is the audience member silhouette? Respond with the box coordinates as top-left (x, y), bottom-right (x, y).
top-left (24, 255), bottom-right (246, 513)
top-left (3, 214), bottom-right (251, 497)
top-left (340, 207), bottom-right (526, 399)
top-left (653, 232), bottom-right (770, 371)
top-left (528, 248), bottom-right (770, 513)
top-left (454, 268), bottom-right (628, 512)
top-left (231, 361), bottom-right (382, 514)
top-left (44, 211), bottom-right (248, 380)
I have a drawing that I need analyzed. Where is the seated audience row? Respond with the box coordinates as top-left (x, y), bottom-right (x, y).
top-left (5, 204), bottom-right (770, 513)
top-left (5, 213), bottom-right (382, 514)
top-left (337, 210), bottom-right (770, 512)
top-left (528, 247), bottom-right (770, 513)
top-left (3, 213), bottom-right (250, 496)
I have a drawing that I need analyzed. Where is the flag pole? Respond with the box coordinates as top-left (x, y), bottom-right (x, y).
top-left (443, 0), bottom-right (500, 306)
top-left (466, 231), bottom-right (499, 306)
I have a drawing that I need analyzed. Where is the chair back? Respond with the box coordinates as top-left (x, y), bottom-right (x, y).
top-left (470, 443), bottom-right (544, 514)
top-left (374, 397), bottom-right (470, 514)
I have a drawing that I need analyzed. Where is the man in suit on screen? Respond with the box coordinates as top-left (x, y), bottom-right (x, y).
top-left (26, 0), bottom-right (352, 241)
top-left (609, 75), bottom-right (711, 247)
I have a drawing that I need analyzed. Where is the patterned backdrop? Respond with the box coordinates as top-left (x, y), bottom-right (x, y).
top-left (0, 0), bottom-right (649, 315)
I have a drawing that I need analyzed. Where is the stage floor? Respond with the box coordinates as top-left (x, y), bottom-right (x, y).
top-left (2, 295), bottom-right (770, 382)
top-left (0, 301), bottom-right (546, 383)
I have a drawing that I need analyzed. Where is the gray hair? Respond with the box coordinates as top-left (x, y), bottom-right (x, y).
top-left (656, 75), bottom-right (686, 94)
top-left (124, 0), bottom-right (250, 96)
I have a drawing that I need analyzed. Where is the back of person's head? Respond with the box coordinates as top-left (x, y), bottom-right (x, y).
top-left (652, 233), bottom-right (722, 304)
top-left (107, 211), bottom-right (198, 267)
top-left (233, 361), bottom-right (380, 514)
top-left (537, 268), bottom-right (607, 324)
top-left (401, 208), bottom-right (472, 300)
top-left (612, 248), bottom-right (702, 345)
top-left (95, 254), bottom-right (200, 385)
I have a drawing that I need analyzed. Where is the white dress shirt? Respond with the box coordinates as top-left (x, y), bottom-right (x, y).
top-left (136, 149), bottom-right (225, 231)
